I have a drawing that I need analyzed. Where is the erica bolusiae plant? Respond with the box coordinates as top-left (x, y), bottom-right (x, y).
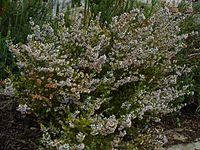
top-left (9, 6), bottom-right (192, 149)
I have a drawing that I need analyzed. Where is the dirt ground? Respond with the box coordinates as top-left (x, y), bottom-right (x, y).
top-left (0, 95), bottom-right (41, 150)
top-left (1, 94), bottom-right (200, 150)
top-left (159, 100), bottom-right (200, 148)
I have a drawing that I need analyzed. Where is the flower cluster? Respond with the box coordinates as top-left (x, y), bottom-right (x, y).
top-left (9, 6), bottom-right (192, 149)
top-left (0, 78), bottom-right (15, 96)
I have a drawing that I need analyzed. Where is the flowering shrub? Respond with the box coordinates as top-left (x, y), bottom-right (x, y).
top-left (9, 6), bottom-right (192, 149)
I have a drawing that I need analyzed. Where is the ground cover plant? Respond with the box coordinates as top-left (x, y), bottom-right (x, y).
top-left (7, 1), bottom-right (196, 149)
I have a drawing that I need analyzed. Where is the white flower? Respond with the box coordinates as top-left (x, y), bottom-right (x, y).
top-left (76, 132), bottom-right (86, 142)
top-left (4, 85), bottom-right (14, 96)
top-left (119, 114), bottom-right (132, 131)
top-left (102, 115), bottom-right (118, 135)
top-left (27, 34), bottom-right (33, 42)
top-left (75, 143), bottom-right (85, 150)
top-left (58, 144), bottom-right (70, 150)
top-left (16, 104), bottom-right (30, 114)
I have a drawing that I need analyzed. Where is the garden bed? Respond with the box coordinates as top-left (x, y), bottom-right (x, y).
top-left (1, 95), bottom-right (200, 149)
top-left (1, 1), bottom-right (200, 149)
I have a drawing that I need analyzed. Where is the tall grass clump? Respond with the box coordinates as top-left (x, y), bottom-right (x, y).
top-left (0, 0), bottom-right (53, 80)
top-left (9, 5), bottom-right (193, 149)
top-left (0, 0), bottom-right (52, 43)
top-left (78, 0), bottom-right (159, 25)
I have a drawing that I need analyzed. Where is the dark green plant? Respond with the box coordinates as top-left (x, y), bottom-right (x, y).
top-left (0, 33), bottom-right (19, 80)
top-left (179, 1), bottom-right (200, 110)
top-left (71, 0), bottom-right (82, 7)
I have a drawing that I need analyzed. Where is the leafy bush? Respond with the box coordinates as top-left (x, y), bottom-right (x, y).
top-left (9, 6), bottom-right (192, 149)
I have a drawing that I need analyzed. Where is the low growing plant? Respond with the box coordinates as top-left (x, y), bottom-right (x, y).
top-left (9, 6), bottom-right (192, 149)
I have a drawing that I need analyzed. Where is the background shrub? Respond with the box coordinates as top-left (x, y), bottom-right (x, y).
top-left (176, 0), bottom-right (200, 110)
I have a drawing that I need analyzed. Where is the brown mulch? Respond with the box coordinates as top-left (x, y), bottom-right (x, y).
top-left (0, 95), bottom-right (41, 150)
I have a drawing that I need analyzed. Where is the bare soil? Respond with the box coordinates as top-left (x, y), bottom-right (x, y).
top-left (159, 100), bottom-right (200, 148)
top-left (0, 95), bottom-right (41, 150)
